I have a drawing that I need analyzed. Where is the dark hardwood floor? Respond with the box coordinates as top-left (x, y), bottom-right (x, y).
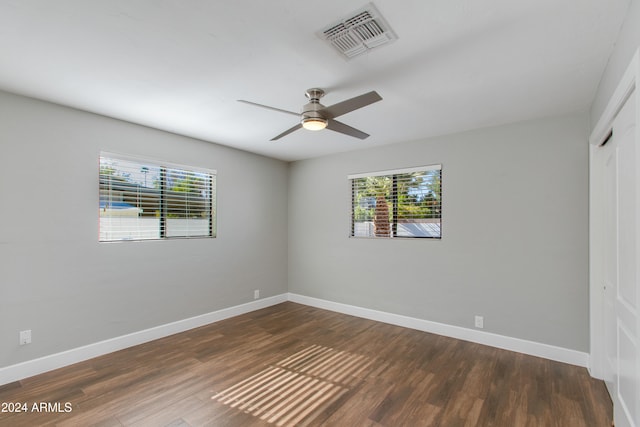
top-left (0, 302), bottom-right (611, 426)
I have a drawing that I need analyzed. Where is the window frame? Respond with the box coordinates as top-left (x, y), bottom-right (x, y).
top-left (348, 164), bottom-right (442, 239)
top-left (99, 152), bottom-right (217, 242)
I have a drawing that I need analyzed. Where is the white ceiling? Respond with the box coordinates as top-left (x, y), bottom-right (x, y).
top-left (0, 0), bottom-right (630, 161)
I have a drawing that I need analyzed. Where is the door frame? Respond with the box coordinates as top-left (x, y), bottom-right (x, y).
top-left (589, 49), bottom-right (639, 381)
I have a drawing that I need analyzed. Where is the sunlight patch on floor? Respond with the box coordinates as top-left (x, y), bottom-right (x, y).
top-left (212, 344), bottom-right (372, 426)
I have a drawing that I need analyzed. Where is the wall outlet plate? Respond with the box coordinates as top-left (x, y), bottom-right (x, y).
top-left (474, 316), bottom-right (484, 329)
top-left (19, 330), bottom-right (32, 345)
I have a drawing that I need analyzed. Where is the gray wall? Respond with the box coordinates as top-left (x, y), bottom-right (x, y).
top-left (0, 90), bottom-right (289, 368)
top-left (591, 0), bottom-right (639, 125)
top-left (288, 113), bottom-right (590, 351)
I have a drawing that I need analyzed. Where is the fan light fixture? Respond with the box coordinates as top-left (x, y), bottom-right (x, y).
top-left (237, 87), bottom-right (382, 141)
top-left (301, 117), bottom-right (328, 131)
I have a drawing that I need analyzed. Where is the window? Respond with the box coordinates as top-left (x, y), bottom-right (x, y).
top-left (349, 165), bottom-right (442, 238)
top-left (99, 153), bottom-right (216, 242)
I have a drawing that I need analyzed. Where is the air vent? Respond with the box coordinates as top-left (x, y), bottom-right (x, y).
top-left (320, 3), bottom-right (397, 59)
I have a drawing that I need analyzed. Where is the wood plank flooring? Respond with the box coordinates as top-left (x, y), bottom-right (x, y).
top-left (0, 302), bottom-right (612, 426)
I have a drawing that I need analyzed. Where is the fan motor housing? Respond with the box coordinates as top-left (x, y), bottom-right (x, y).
top-left (301, 89), bottom-right (328, 129)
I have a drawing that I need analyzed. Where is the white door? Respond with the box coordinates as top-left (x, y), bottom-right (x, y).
top-left (602, 88), bottom-right (639, 427)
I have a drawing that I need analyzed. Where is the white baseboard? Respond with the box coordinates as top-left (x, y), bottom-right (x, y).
top-left (0, 294), bottom-right (288, 386)
top-left (287, 293), bottom-right (589, 368)
top-left (0, 292), bottom-right (589, 386)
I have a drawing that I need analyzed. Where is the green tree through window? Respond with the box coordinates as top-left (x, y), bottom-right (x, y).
top-left (350, 165), bottom-right (441, 238)
top-left (99, 153), bottom-right (216, 241)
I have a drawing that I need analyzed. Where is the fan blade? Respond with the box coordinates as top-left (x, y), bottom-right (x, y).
top-left (326, 119), bottom-right (370, 139)
top-left (321, 91), bottom-right (382, 119)
top-left (271, 123), bottom-right (303, 141)
top-left (237, 100), bottom-right (299, 116)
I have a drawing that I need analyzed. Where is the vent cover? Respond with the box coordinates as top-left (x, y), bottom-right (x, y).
top-left (320, 3), bottom-right (397, 59)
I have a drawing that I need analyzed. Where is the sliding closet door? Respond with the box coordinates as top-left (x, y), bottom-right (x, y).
top-left (601, 88), bottom-right (639, 427)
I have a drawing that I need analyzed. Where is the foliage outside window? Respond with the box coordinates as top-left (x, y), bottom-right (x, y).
top-left (349, 165), bottom-right (442, 238)
top-left (99, 153), bottom-right (216, 241)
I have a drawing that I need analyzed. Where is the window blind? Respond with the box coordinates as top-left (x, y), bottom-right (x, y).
top-left (99, 153), bottom-right (216, 242)
top-left (349, 165), bottom-right (442, 238)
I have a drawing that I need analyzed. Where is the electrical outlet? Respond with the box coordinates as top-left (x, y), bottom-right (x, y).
top-left (254, 289), bottom-right (260, 300)
top-left (19, 330), bottom-right (32, 345)
top-left (474, 316), bottom-right (484, 329)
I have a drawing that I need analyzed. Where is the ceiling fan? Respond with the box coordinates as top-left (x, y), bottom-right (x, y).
top-left (238, 88), bottom-right (382, 141)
